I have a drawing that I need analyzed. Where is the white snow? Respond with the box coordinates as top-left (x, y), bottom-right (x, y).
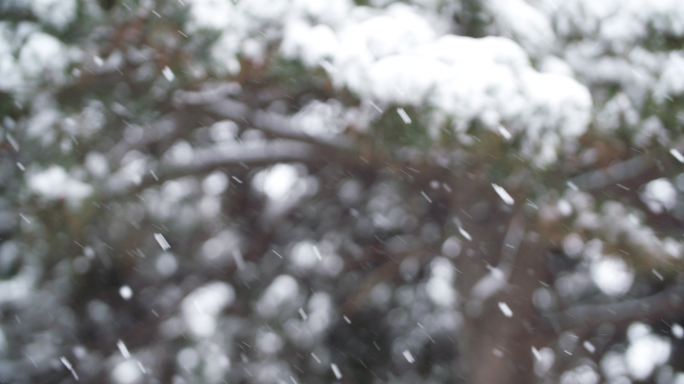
top-left (534, 347), bottom-right (555, 376)
top-left (488, 0), bottom-right (555, 57)
top-left (30, 0), bottom-right (78, 30)
top-left (28, 165), bottom-right (93, 209)
top-left (154, 233), bottom-right (171, 251)
top-left (590, 256), bottom-right (634, 296)
top-left (290, 241), bottom-right (320, 269)
top-left (426, 257), bottom-right (456, 307)
top-left (559, 365), bottom-right (599, 384)
top-left (492, 184), bottom-right (515, 205)
top-left (19, 32), bottom-right (70, 83)
top-left (156, 252), bottom-right (178, 276)
top-left (117, 339), bottom-right (131, 359)
top-left (119, 285), bottom-right (133, 300)
top-left (497, 125), bottom-right (512, 140)
top-left (642, 178), bottom-right (677, 214)
top-left (253, 163), bottom-right (300, 201)
top-left (256, 332), bottom-right (283, 355)
top-left (655, 52), bottom-right (684, 103)
top-left (111, 359), bottom-right (142, 384)
top-left (177, 347), bottom-right (200, 371)
top-left (61, 356), bottom-right (79, 380)
top-left (256, 275), bottom-right (299, 317)
top-left (331, 363), bottom-right (342, 379)
top-left (532, 346), bottom-right (542, 361)
top-left (0, 26), bottom-right (21, 93)
top-left (625, 323), bottom-right (671, 380)
top-left (458, 226), bottom-right (472, 241)
top-left (85, 152), bottom-right (110, 178)
top-left (179, 0), bottom-right (594, 167)
top-left (292, 99), bottom-right (346, 138)
top-left (184, 0), bottom-right (236, 32)
top-left (396, 108), bottom-right (411, 124)
top-left (441, 236), bottom-right (462, 258)
top-left (162, 66), bottom-right (175, 81)
top-left (181, 281), bottom-right (235, 338)
top-left (498, 302), bottom-right (513, 317)
top-left (281, 22), bottom-right (339, 66)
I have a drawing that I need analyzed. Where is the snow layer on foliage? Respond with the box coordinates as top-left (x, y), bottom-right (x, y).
top-left (654, 52), bottom-right (684, 103)
top-left (642, 178), bottom-right (677, 214)
top-left (252, 163), bottom-right (303, 201)
top-left (0, 25), bottom-right (21, 93)
top-left (559, 365), bottom-right (600, 384)
top-left (0, 25), bottom-right (80, 96)
top-left (425, 257), bottom-right (456, 307)
top-left (592, 201), bottom-right (683, 260)
top-left (111, 359), bottom-right (142, 384)
top-left (625, 323), bottom-right (671, 380)
top-left (29, 0), bottom-right (78, 30)
top-left (590, 255), bottom-right (634, 296)
top-left (257, 275), bottom-right (300, 317)
top-left (182, 0), bottom-right (593, 166)
top-left (278, 3), bottom-right (590, 167)
top-left (181, 282), bottom-right (235, 338)
top-left (19, 32), bottom-right (70, 83)
top-left (0, 243), bottom-right (39, 306)
top-left (292, 99), bottom-right (349, 138)
top-left (488, 0), bottom-right (555, 57)
top-left (552, 0), bottom-right (684, 43)
top-left (107, 150), bottom-right (148, 190)
top-left (281, 22), bottom-right (338, 67)
top-left (185, 0), bottom-right (237, 32)
top-left (548, 0), bottom-right (684, 131)
top-left (28, 165), bottom-right (93, 208)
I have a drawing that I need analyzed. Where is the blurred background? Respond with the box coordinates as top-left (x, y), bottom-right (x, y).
top-left (2, 0), bottom-right (684, 383)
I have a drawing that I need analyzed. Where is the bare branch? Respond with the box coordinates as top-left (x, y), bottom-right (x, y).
top-left (570, 154), bottom-right (655, 190)
top-left (542, 282), bottom-right (684, 332)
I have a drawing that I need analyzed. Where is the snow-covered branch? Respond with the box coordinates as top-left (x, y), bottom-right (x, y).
top-left (101, 140), bottom-right (325, 200)
top-left (201, 98), bottom-right (352, 151)
top-left (107, 112), bottom-right (183, 164)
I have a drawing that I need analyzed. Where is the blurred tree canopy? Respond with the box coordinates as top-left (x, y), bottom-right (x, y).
top-left (3, 0), bottom-right (684, 383)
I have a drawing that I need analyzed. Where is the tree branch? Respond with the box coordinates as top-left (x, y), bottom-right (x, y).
top-left (541, 282), bottom-right (684, 332)
top-left (107, 112), bottom-right (183, 164)
top-left (570, 154), bottom-right (655, 191)
top-left (100, 140), bottom-right (330, 200)
top-left (202, 98), bottom-right (353, 152)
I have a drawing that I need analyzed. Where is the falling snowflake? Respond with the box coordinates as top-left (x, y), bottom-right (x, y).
top-left (331, 363), bottom-right (342, 379)
top-left (492, 184), bottom-right (514, 205)
top-left (498, 301), bottom-right (513, 317)
top-left (162, 66), bottom-right (175, 81)
top-left (397, 108), bottom-right (412, 124)
top-left (154, 233), bottom-right (171, 251)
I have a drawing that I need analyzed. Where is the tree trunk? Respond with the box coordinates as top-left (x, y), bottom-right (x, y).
top-left (450, 177), bottom-right (554, 383)
top-left (459, 233), bottom-right (550, 384)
